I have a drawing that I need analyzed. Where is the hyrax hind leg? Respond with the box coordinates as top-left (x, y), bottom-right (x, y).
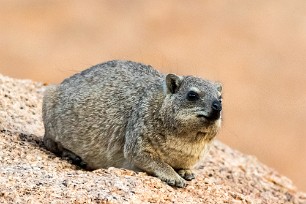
top-left (42, 85), bottom-right (87, 168)
top-left (43, 136), bottom-right (62, 155)
top-left (61, 147), bottom-right (88, 168)
top-left (43, 136), bottom-right (87, 168)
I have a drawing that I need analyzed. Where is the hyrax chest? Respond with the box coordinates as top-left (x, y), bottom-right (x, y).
top-left (159, 135), bottom-right (213, 169)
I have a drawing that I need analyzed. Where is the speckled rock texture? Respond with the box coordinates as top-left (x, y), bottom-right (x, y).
top-left (0, 74), bottom-right (305, 204)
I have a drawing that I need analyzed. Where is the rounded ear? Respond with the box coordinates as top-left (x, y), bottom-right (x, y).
top-left (215, 82), bottom-right (222, 93)
top-left (165, 74), bottom-right (183, 94)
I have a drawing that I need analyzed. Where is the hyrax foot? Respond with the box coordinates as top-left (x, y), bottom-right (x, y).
top-left (43, 137), bottom-right (87, 168)
top-left (131, 152), bottom-right (187, 187)
top-left (162, 175), bottom-right (186, 188)
top-left (43, 136), bottom-right (61, 155)
top-left (62, 149), bottom-right (87, 168)
top-left (177, 169), bottom-right (195, 181)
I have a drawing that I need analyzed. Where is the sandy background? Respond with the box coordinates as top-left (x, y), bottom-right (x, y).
top-left (0, 0), bottom-right (305, 191)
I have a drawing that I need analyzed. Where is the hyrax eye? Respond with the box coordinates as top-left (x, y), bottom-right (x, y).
top-left (187, 91), bottom-right (200, 101)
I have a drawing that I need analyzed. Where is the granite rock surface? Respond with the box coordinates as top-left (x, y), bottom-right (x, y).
top-left (0, 74), bottom-right (305, 204)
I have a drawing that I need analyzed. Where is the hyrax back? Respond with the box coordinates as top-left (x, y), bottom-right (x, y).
top-left (43, 60), bottom-right (222, 187)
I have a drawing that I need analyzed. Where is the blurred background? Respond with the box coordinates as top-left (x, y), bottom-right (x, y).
top-left (0, 0), bottom-right (305, 191)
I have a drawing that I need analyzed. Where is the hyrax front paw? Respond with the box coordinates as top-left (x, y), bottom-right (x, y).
top-left (130, 151), bottom-right (188, 187)
top-left (177, 169), bottom-right (195, 181)
top-left (161, 175), bottom-right (186, 188)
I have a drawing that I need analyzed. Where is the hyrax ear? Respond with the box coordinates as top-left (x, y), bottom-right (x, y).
top-left (215, 82), bottom-right (222, 94)
top-left (165, 74), bottom-right (183, 94)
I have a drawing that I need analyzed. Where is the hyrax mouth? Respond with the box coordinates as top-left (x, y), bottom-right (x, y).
top-left (197, 115), bottom-right (210, 123)
top-left (196, 99), bottom-right (222, 121)
top-left (197, 114), bottom-right (209, 119)
top-left (197, 112), bottom-right (221, 122)
top-left (196, 131), bottom-right (207, 137)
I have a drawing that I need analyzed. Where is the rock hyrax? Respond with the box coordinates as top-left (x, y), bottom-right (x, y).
top-left (42, 60), bottom-right (222, 187)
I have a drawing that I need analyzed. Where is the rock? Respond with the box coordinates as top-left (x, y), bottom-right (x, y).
top-left (0, 74), bottom-right (305, 204)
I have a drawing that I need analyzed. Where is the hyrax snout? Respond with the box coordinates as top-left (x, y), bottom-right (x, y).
top-left (203, 99), bottom-right (222, 120)
top-left (42, 60), bottom-right (222, 187)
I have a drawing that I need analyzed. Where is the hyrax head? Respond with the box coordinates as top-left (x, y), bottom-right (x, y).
top-left (163, 74), bottom-right (222, 137)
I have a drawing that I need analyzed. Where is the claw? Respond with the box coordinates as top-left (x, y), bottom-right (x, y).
top-left (163, 177), bottom-right (186, 188)
top-left (178, 169), bottom-right (195, 181)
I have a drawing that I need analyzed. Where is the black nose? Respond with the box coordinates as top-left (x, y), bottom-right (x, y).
top-left (206, 100), bottom-right (222, 121)
top-left (212, 100), bottom-right (222, 112)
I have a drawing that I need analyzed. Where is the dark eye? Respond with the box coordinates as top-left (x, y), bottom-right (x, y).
top-left (187, 91), bottom-right (200, 101)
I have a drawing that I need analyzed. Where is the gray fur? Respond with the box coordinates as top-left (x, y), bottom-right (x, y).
top-left (42, 60), bottom-right (222, 187)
